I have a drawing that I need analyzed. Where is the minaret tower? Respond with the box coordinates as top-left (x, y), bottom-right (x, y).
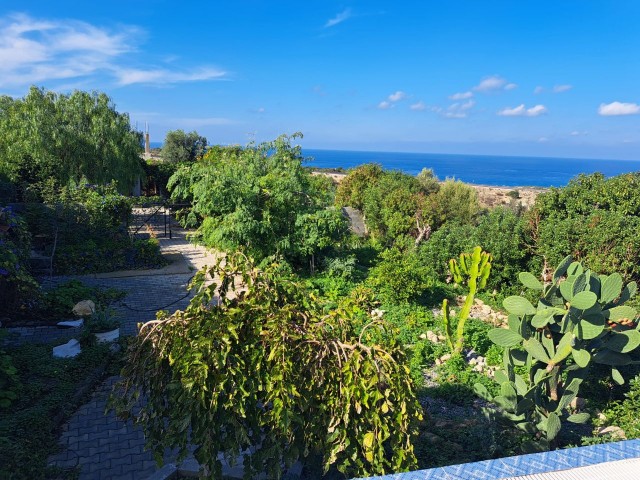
top-left (144, 122), bottom-right (151, 158)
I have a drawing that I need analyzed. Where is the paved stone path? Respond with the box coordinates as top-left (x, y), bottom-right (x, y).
top-left (42, 210), bottom-right (219, 479)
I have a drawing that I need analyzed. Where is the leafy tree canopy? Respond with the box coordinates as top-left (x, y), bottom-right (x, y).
top-left (0, 86), bottom-right (142, 199)
top-left (528, 172), bottom-right (640, 281)
top-left (335, 165), bottom-right (479, 246)
top-left (168, 134), bottom-right (347, 267)
top-left (161, 129), bottom-right (207, 163)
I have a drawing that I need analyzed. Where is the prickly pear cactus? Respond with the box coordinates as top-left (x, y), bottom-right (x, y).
top-left (476, 255), bottom-right (639, 452)
top-left (443, 246), bottom-right (492, 354)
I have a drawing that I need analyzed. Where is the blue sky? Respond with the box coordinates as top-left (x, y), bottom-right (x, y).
top-left (2, 1), bottom-right (640, 160)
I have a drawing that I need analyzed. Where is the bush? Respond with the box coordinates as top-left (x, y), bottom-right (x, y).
top-left (473, 207), bottom-right (529, 293)
top-left (42, 280), bottom-right (125, 319)
top-left (366, 246), bottom-right (434, 304)
top-left (0, 206), bottom-right (39, 317)
top-left (528, 172), bottom-right (640, 282)
top-left (112, 255), bottom-right (423, 478)
top-left (601, 374), bottom-right (640, 439)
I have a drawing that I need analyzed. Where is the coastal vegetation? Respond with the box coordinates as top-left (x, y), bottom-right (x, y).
top-left (2, 88), bottom-right (640, 477)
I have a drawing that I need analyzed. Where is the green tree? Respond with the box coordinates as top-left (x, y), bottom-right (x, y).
top-left (161, 129), bottom-right (207, 163)
top-left (168, 135), bottom-right (347, 267)
top-left (527, 172), bottom-right (640, 281)
top-left (0, 87), bottom-right (142, 198)
top-left (111, 255), bottom-right (422, 478)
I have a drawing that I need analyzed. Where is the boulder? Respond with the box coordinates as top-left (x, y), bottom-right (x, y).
top-left (53, 339), bottom-right (81, 358)
top-left (72, 300), bottom-right (95, 317)
top-left (57, 319), bottom-right (84, 328)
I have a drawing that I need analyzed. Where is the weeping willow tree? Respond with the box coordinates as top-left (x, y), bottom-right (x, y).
top-left (0, 86), bottom-right (142, 199)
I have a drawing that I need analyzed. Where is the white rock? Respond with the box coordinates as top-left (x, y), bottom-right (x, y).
top-left (596, 426), bottom-right (626, 440)
top-left (57, 319), bottom-right (84, 328)
top-left (72, 300), bottom-right (95, 317)
top-left (570, 396), bottom-right (585, 410)
top-left (419, 333), bottom-right (427, 340)
top-left (53, 339), bottom-right (81, 358)
top-left (426, 331), bottom-right (440, 343)
top-left (439, 354), bottom-right (452, 363)
top-left (473, 365), bottom-right (484, 372)
top-left (469, 358), bottom-right (478, 365)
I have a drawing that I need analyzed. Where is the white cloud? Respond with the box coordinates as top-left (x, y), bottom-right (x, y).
top-left (538, 137), bottom-right (549, 143)
top-left (473, 75), bottom-right (516, 92)
top-left (553, 84), bottom-right (572, 93)
top-left (410, 101), bottom-right (426, 111)
top-left (0, 13), bottom-right (228, 88)
top-left (325, 8), bottom-right (352, 28)
top-left (534, 86), bottom-right (544, 94)
top-left (377, 101), bottom-right (393, 110)
top-left (113, 67), bottom-right (226, 86)
top-left (498, 104), bottom-right (547, 117)
top-left (444, 99), bottom-right (475, 118)
top-left (388, 90), bottom-right (406, 102)
top-left (460, 99), bottom-right (475, 110)
top-left (449, 91), bottom-right (473, 100)
top-left (598, 101), bottom-right (640, 116)
top-left (570, 130), bottom-right (588, 136)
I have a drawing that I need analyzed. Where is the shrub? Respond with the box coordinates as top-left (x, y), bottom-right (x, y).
top-left (112, 255), bottom-right (423, 478)
top-left (366, 246), bottom-right (434, 304)
top-left (0, 206), bottom-right (39, 317)
top-left (473, 207), bottom-right (529, 293)
top-left (601, 374), bottom-right (640, 439)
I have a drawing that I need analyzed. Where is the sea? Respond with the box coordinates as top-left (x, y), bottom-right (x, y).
top-left (150, 142), bottom-right (640, 188)
top-left (302, 149), bottom-right (640, 188)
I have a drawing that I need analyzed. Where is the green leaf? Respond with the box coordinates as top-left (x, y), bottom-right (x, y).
top-left (557, 377), bottom-right (582, 412)
top-left (519, 272), bottom-right (543, 290)
top-left (605, 330), bottom-right (640, 354)
top-left (488, 328), bottom-right (523, 347)
top-left (474, 383), bottom-right (491, 401)
top-left (612, 367), bottom-right (625, 385)
top-left (500, 382), bottom-right (518, 411)
top-left (559, 278), bottom-right (575, 301)
top-left (604, 306), bottom-right (637, 322)
top-left (514, 374), bottom-right (529, 396)
top-left (531, 310), bottom-right (555, 329)
top-left (503, 296), bottom-right (536, 316)
top-left (601, 273), bottom-right (624, 304)
top-left (567, 262), bottom-right (583, 276)
top-left (549, 332), bottom-right (574, 365)
top-left (546, 412), bottom-right (561, 441)
top-left (516, 398), bottom-right (534, 415)
top-left (592, 350), bottom-right (631, 366)
top-left (567, 413), bottom-right (590, 424)
top-left (553, 255), bottom-right (573, 282)
top-left (570, 291), bottom-right (597, 310)
top-left (619, 281), bottom-right (638, 304)
top-left (571, 348), bottom-right (591, 368)
top-left (572, 273), bottom-right (587, 297)
top-left (577, 314), bottom-right (605, 340)
top-left (523, 338), bottom-right (550, 363)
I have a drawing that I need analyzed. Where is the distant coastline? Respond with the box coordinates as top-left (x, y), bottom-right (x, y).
top-left (303, 148), bottom-right (640, 188)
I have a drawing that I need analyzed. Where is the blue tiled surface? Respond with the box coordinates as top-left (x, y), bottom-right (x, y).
top-left (356, 439), bottom-right (640, 480)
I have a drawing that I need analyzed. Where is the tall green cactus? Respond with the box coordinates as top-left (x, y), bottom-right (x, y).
top-left (443, 246), bottom-right (492, 355)
top-left (477, 255), bottom-right (640, 452)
